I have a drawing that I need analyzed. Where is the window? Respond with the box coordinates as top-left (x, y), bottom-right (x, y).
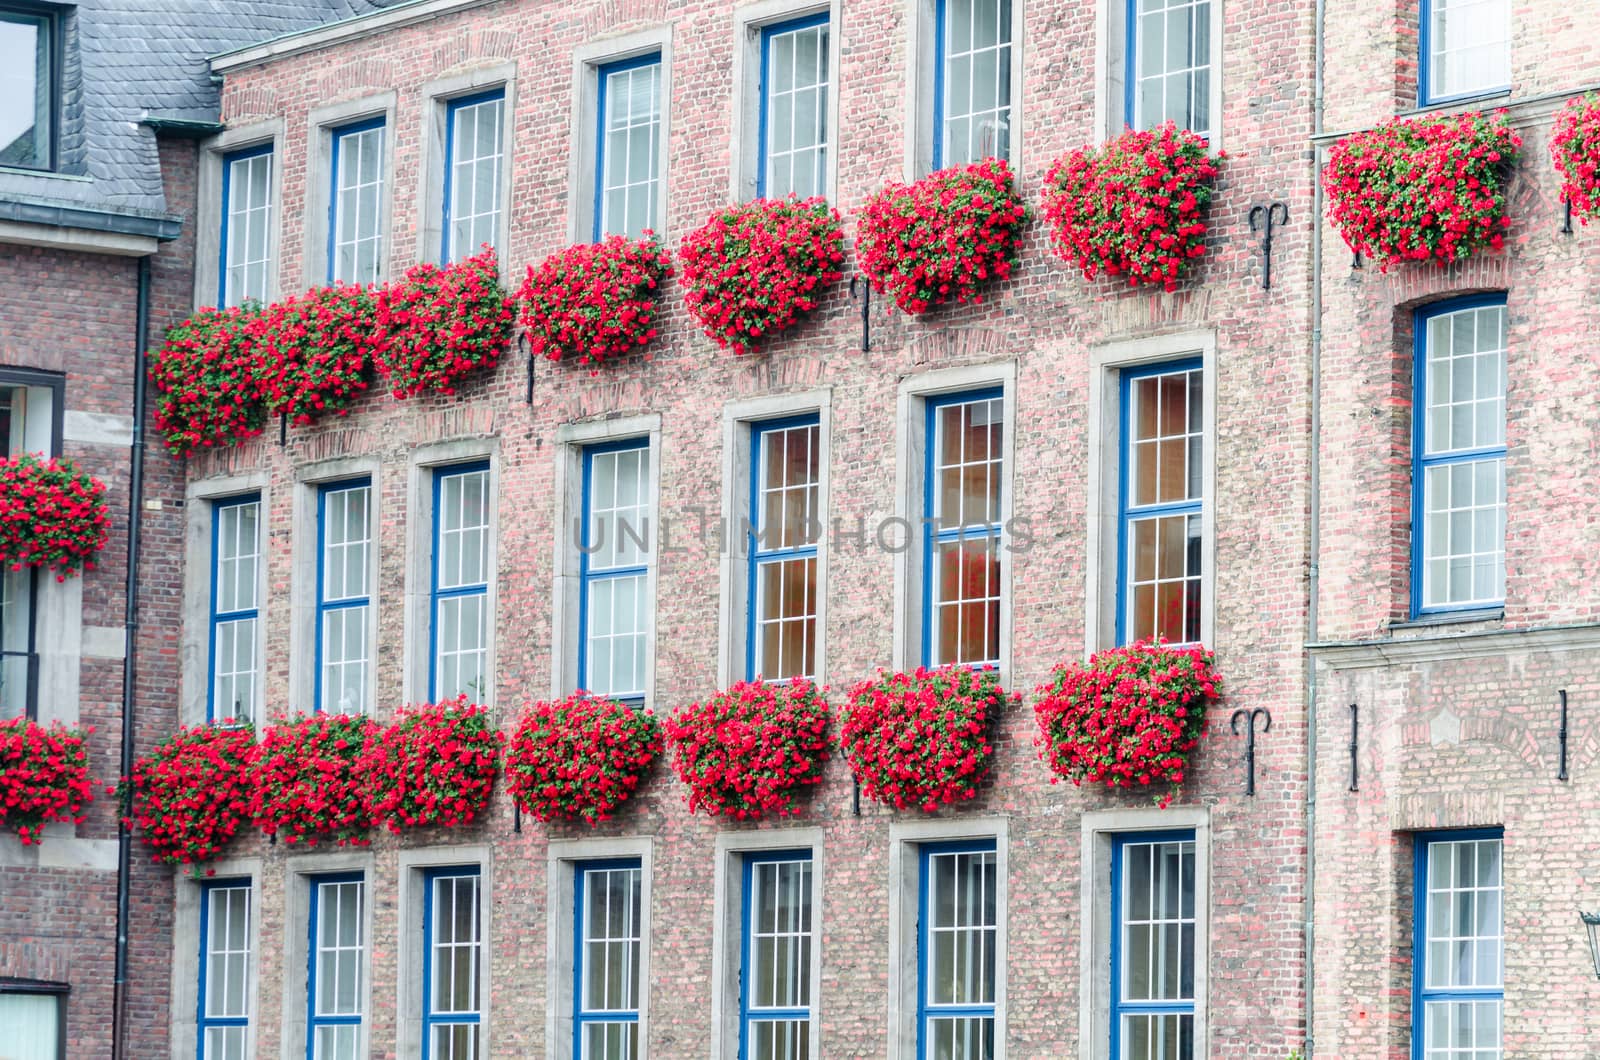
top-left (209, 495), bottom-right (261, 724)
top-left (758, 15), bottom-right (831, 199)
top-left (442, 91), bottom-right (505, 263)
top-left (1126, 0), bottom-right (1215, 142)
top-left (917, 840), bottom-right (997, 1060)
top-left (431, 464), bottom-right (490, 703)
top-left (1413, 297), bottom-right (1506, 615)
top-left (1420, 0), bottom-right (1510, 105)
top-left (0, 979), bottom-right (67, 1060)
top-left (594, 54), bottom-right (662, 240)
top-left (574, 859), bottom-right (644, 1059)
top-left (1111, 831), bottom-right (1196, 1060)
top-left (316, 480), bottom-right (372, 714)
top-left (198, 880), bottom-right (252, 1060)
top-left (1414, 832), bottom-right (1503, 1060)
top-left (739, 851), bottom-right (815, 1059)
top-left (328, 119), bottom-right (386, 284)
top-left (220, 145), bottom-right (274, 307)
top-left (0, 368), bottom-right (60, 722)
top-left (308, 873), bottom-right (365, 1060)
top-left (422, 867), bottom-right (482, 1060)
top-left (0, 6), bottom-right (55, 171)
top-left (748, 417), bottom-right (820, 682)
top-left (934, 0), bottom-right (1012, 168)
top-left (923, 390), bottom-right (1003, 668)
top-left (1118, 361), bottom-right (1203, 645)
top-left (579, 440), bottom-right (652, 703)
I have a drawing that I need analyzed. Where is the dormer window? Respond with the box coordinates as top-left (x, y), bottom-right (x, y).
top-left (0, 6), bottom-right (56, 171)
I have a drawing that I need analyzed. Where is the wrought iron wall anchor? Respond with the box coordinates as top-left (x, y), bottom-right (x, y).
top-left (848, 275), bottom-right (873, 352)
top-left (1563, 199), bottom-right (1574, 236)
top-left (1348, 703), bottom-right (1359, 792)
top-left (1352, 249), bottom-right (1363, 270)
top-left (1248, 201), bottom-right (1289, 290)
top-left (1558, 689), bottom-right (1570, 782)
top-left (277, 411), bottom-right (288, 447)
top-left (521, 332), bottom-right (535, 405)
top-left (513, 801), bottom-right (523, 834)
top-left (1230, 707), bottom-right (1272, 796)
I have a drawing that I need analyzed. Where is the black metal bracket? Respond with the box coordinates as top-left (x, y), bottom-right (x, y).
top-left (848, 275), bottom-right (872, 352)
top-left (1230, 707), bottom-right (1272, 796)
top-left (1558, 689), bottom-right (1570, 782)
top-left (522, 333), bottom-right (535, 405)
top-left (1352, 249), bottom-right (1363, 270)
top-left (1563, 199), bottom-right (1575, 236)
top-left (277, 412), bottom-right (287, 447)
top-left (513, 801), bottom-right (523, 833)
top-left (1248, 201), bottom-right (1289, 290)
top-left (1348, 703), bottom-right (1359, 792)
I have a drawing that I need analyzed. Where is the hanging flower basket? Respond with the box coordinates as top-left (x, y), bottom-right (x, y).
top-left (678, 197), bottom-right (846, 354)
top-left (517, 235), bottom-right (673, 370)
top-left (358, 697), bottom-right (503, 833)
top-left (1552, 93), bottom-right (1600, 225)
top-left (0, 717), bottom-right (93, 845)
top-left (663, 679), bottom-right (831, 820)
top-left (1323, 110), bottom-right (1521, 270)
top-left (855, 158), bottom-right (1028, 314)
top-left (123, 723), bottom-right (255, 870)
top-left (1042, 122), bottom-right (1223, 292)
top-left (150, 305), bottom-right (269, 455)
top-left (839, 666), bottom-right (1006, 813)
top-left (505, 691), bottom-right (663, 825)
top-left (247, 712), bottom-right (375, 846)
top-left (373, 248), bottom-right (513, 398)
top-left (0, 453), bottom-right (111, 580)
top-left (253, 283), bottom-right (380, 424)
top-left (1033, 640), bottom-right (1220, 808)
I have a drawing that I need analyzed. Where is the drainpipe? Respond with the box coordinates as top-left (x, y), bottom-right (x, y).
top-left (1305, 0), bottom-right (1327, 1052)
top-left (110, 253), bottom-right (151, 1060)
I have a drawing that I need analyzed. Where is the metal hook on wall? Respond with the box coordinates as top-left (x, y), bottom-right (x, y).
top-left (1558, 689), bottom-right (1570, 782)
top-left (848, 275), bottom-right (872, 353)
top-left (1248, 201), bottom-right (1290, 290)
top-left (1230, 707), bottom-right (1272, 796)
top-left (1562, 199), bottom-right (1575, 236)
top-left (1348, 703), bottom-right (1359, 792)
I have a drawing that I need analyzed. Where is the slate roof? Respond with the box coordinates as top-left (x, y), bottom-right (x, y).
top-left (0, 0), bottom-right (386, 238)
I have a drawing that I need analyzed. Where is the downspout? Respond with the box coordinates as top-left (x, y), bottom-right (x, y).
top-left (110, 253), bottom-right (152, 1060)
top-left (1305, 0), bottom-right (1326, 1051)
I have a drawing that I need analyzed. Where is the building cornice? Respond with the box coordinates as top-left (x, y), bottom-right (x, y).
top-left (1308, 622), bottom-right (1600, 670)
top-left (210, 0), bottom-right (504, 73)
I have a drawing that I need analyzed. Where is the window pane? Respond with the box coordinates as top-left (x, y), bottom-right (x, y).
top-left (748, 858), bottom-right (813, 1012)
top-left (224, 151), bottom-right (274, 306)
top-left (580, 865), bottom-right (642, 1016)
top-left (1120, 839), bottom-right (1196, 1004)
top-left (940, 0), bottom-right (1011, 165)
top-left (1133, 0), bottom-right (1212, 139)
top-left (447, 96), bottom-right (504, 260)
top-left (0, 991), bottom-right (61, 1060)
top-left (1429, 0), bottom-right (1511, 100)
top-left (429, 873), bottom-right (481, 1019)
top-left (926, 849), bottom-right (997, 1006)
top-left (331, 125), bottom-right (385, 283)
top-left (0, 12), bottom-right (50, 169)
top-left (763, 22), bottom-right (831, 197)
top-left (598, 61), bottom-right (661, 238)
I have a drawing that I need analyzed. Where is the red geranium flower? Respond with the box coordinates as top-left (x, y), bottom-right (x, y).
top-left (247, 712), bottom-right (375, 847)
top-left (0, 717), bottom-right (93, 845)
top-left (373, 248), bottom-right (513, 398)
top-left (505, 691), bottom-right (662, 825)
top-left (123, 723), bottom-right (255, 870)
top-left (1552, 93), bottom-right (1600, 225)
top-left (150, 304), bottom-right (269, 455)
top-left (517, 235), bottom-right (673, 370)
top-left (0, 453), bottom-right (110, 580)
top-left (358, 697), bottom-right (503, 833)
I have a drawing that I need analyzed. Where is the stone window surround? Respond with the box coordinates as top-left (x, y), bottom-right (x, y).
top-left (395, 843), bottom-right (495, 1059)
top-left (402, 437), bottom-right (502, 708)
top-left (727, 0), bottom-right (843, 203)
top-left (1084, 328), bottom-right (1218, 655)
top-left (902, 0), bottom-right (1027, 179)
top-left (415, 62), bottom-right (518, 265)
top-left (886, 816), bottom-right (1010, 1060)
top-left (706, 825), bottom-right (827, 1060)
top-left (715, 388), bottom-right (834, 688)
top-left (290, 455), bottom-right (383, 717)
top-left (279, 849), bottom-right (378, 1060)
top-left (194, 119), bottom-right (286, 311)
top-left (544, 835), bottom-right (655, 1060)
top-left (566, 26), bottom-right (675, 245)
top-left (168, 856), bottom-right (265, 1060)
top-left (1077, 805), bottom-right (1212, 1060)
top-left (302, 92), bottom-right (399, 290)
top-left (890, 359), bottom-right (1018, 681)
top-left (549, 413), bottom-right (663, 709)
top-left (1093, 0), bottom-right (1226, 150)
top-left (181, 470), bottom-right (272, 728)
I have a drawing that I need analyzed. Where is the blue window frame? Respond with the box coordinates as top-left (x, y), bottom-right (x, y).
top-left (1418, 0), bottom-right (1511, 106)
top-left (932, 0), bottom-right (1013, 169)
top-left (757, 13), bottom-right (831, 199)
top-left (739, 850), bottom-right (814, 1059)
top-left (579, 439), bottom-right (651, 703)
top-left (208, 494), bottom-right (261, 724)
top-left (1117, 360), bottom-right (1203, 646)
top-left (1412, 830), bottom-right (1504, 1060)
top-left (315, 479), bottom-right (372, 714)
top-left (430, 463), bottom-right (491, 702)
top-left (1411, 296), bottom-right (1507, 617)
top-left (594, 53), bottom-right (662, 241)
top-left (198, 879), bottom-right (252, 1060)
top-left (574, 858), bottom-right (644, 1060)
top-left (923, 389), bottom-right (1004, 668)
top-left (307, 872), bottom-right (365, 1060)
top-left (421, 866), bottom-right (482, 1060)
top-left (1110, 831), bottom-right (1196, 1060)
top-left (327, 117), bottom-right (386, 284)
top-left (917, 839), bottom-right (998, 1060)
top-left (219, 143), bottom-right (274, 307)
top-left (441, 89), bottom-right (505, 263)
top-left (748, 416), bottom-right (820, 682)
top-left (1124, 0), bottom-right (1215, 142)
